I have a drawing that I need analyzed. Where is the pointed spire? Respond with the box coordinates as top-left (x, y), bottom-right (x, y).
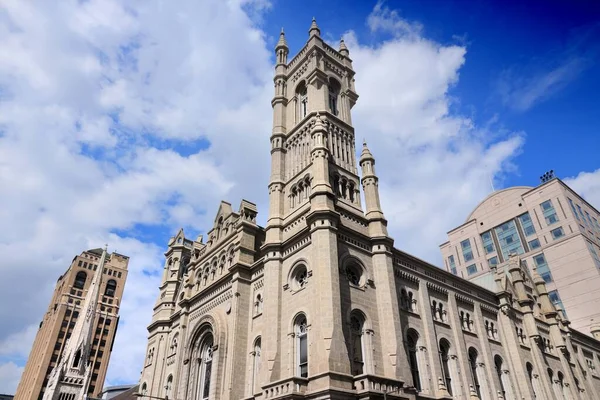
top-left (276, 27), bottom-right (288, 49)
top-left (309, 17), bottom-right (320, 37)
top-left (359, 140), bottom-right (375, 165)
top-left (339, 38), bottom-right (349, 57)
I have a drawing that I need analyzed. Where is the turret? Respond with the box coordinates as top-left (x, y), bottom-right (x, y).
top-left (359, 141), bottom-right (388, 237)
top-left (275, 28), bottom-right (288, 65)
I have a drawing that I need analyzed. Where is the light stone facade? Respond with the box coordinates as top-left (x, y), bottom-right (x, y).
top-left (440, 180), bottom-right (600, 337)
top-left (138, 20), bottom-right (600, 400)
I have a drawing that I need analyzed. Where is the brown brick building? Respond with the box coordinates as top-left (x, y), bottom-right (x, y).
top-left (15, 248), bottom-right (129, 399)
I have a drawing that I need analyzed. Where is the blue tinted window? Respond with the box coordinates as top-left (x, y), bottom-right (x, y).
top-left (551, 227), bottom-right (565, 240)
top-left (481, 231), bottom-right (496, 255)
top-left (528, 239), bottom-right (541, 250)
top-left (466, 264), bottom-right (477, 276)
top-left (448, 255), bottom-right (457, 275)
top-left (568, 198), bottom-right (580, 221)
top-left (540, 200), bottom-right (559, 226)
top-left (488, 256), bottom-right (498, 268)
top-left (534, 254), bottom-right (553, 283)
top-left (461, 239), bottom-right (474, 262)
top-left (518, 213), bottom-right (536, 237)
top-left (494, 220), bottom-right (524, 260)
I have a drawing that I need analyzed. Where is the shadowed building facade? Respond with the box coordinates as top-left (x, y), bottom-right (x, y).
top-left (15, 248), bottom-right (129, 399)
top-left (440, 179), bottom-right (600, 337)
top-left (138, 20), bottom-right (600, 400)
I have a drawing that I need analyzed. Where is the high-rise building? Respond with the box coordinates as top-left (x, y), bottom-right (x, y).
top-left (440, 178), bottom-right (600, 336)
top-left (15, 248), bottom-right (129, 399)
top-left (138, 20), bottom-right (600, 400)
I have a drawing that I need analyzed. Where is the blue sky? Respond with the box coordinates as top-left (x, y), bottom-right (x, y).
top-left (264, 0), bottom-right (600, 186)
top-left (0, 0), bottom-right (599, 392)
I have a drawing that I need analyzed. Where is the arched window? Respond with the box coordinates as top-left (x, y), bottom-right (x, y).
top-left (165, 375), bottom-right (173, 399)
top-left (73, 349), bottom-right (81, 368)
top-left (255, 294), bottom-right (263, 315)
top-left (295, 314), bottom-right (308, 378)
top-left (105, 279), bottom-right (116, 297)
top-left (196, 334), bottom-right (214, 400)
top-left (74, 271), bottom-right (87, 289)
top-left (406, 329), bottom-right (421, 391)
top-left (171, 334), bottom-right (178, 356)
top-left (328, 77), bottom-right (341, 116)
top-left (557, 372), bottom-right (568, 399)
top-left (468, 348), bottom-right (481, 397)
top-left (494, 355), bottom-right (506, 398)
top-left (296, 81), bottom-right (308, 119)
top-left (140, 383), bottom-right (148, 395)
top-left (439, 339), bottom-right (452, 395)
top-left (253, 337), bottom-right (261, 393)
top-left (216, 216), bottom-right (223, 238)
top-left (526, 362), bottom-right (536, 397)
top-left (350, 314), bottom-right (365, 375)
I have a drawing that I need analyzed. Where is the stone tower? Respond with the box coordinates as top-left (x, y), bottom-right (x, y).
top-left (260, 18), bottom-right (411, 394)
top-left (43, 248), bottom-right (108, 400)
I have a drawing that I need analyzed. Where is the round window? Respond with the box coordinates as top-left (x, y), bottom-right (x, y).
top-left (292, 264), bottom-right (308, 290)
top-left (346, 264), bottom-right (362, 286)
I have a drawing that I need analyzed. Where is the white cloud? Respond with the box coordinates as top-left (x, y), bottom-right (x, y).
top-left (564, 169), bottom-right (600, 210)
top-left (0, 362), bottom-right (23, 394)
top-left (497, 56), bottom-right (588, 112)
top-left (346, 7), bottom-right (524, 262)
top-left (0, 0), bottom-right (272, 392)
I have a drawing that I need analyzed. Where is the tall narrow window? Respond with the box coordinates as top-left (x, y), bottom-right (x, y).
top-left (296, 315), bottom-right (308, 378)
top-left (461, 239), bottom-right (474, 262)
top-left (526, 363), bottom-right (536, 398)
top-left (253, 338), bottom-right (261, 393)
top-left (439, 339), bottom-right (452, 395)
top-left (140, 383), bottom-right (148, 395)
top-left (73, 349), bottom-right (81, 368)
top-left (447, 255), bottom-right (457, 275)
top-left (541, 200), bottom-right (559, 225)
top-left (328, 78), bottom-right (341, 116)
top-left (518, 212), bottom-right (536, 236)
top-left (350, 314), bottom-right (364, 375)
top-left (105, 279), bottom-right (117, 297)
top-left (74, 271), bottom-right (87, 289)
top-left (296, 81), bottom-right (308, 119)
top-left (494, 356), bottom-right (506, 398)
top-left (165, 375), bottom-right (173, 399)
top-left (406, 329), bottom-right (421, 391)
top-left (468, 348), bottom-right (481, 397)
top-left (534, 254), bottom-right (553, 283)
top-left (197, 335), bottom-right (214, 400)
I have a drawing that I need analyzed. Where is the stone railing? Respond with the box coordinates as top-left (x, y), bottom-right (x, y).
top-left (353, 374), bottom-right (404, 396)
top-left (263, 377), bottom-right (309, 398)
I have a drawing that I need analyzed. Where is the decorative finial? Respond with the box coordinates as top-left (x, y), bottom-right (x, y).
top-left (339, 37), bottom-right (349, 57)
top-left (276, 27), bottom-right (288, 49)
top-left (104, 244), bottom-right (108, 252)
top-left (309, 17), bottom-right (320, 37)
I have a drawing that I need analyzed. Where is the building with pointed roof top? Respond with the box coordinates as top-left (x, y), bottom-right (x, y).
top-left (15, 248), bottom-right (129, 400)
top-left (138, 20), bottom-right (600, 400)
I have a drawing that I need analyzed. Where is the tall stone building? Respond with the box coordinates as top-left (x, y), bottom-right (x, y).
top-left (440, 178), bottom-right (600, 336)
top-left (139, 20), bottom-right (600, 399)
top-left (16, 248), bottom-right (129, 399)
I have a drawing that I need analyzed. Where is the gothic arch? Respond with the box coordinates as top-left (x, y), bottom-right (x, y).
top-left (287, 309), bottom-right (310, 334)
top-left (186, 313), bottom-right (227, 352)
top-left (339, 254), bottom-right (369, 286)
